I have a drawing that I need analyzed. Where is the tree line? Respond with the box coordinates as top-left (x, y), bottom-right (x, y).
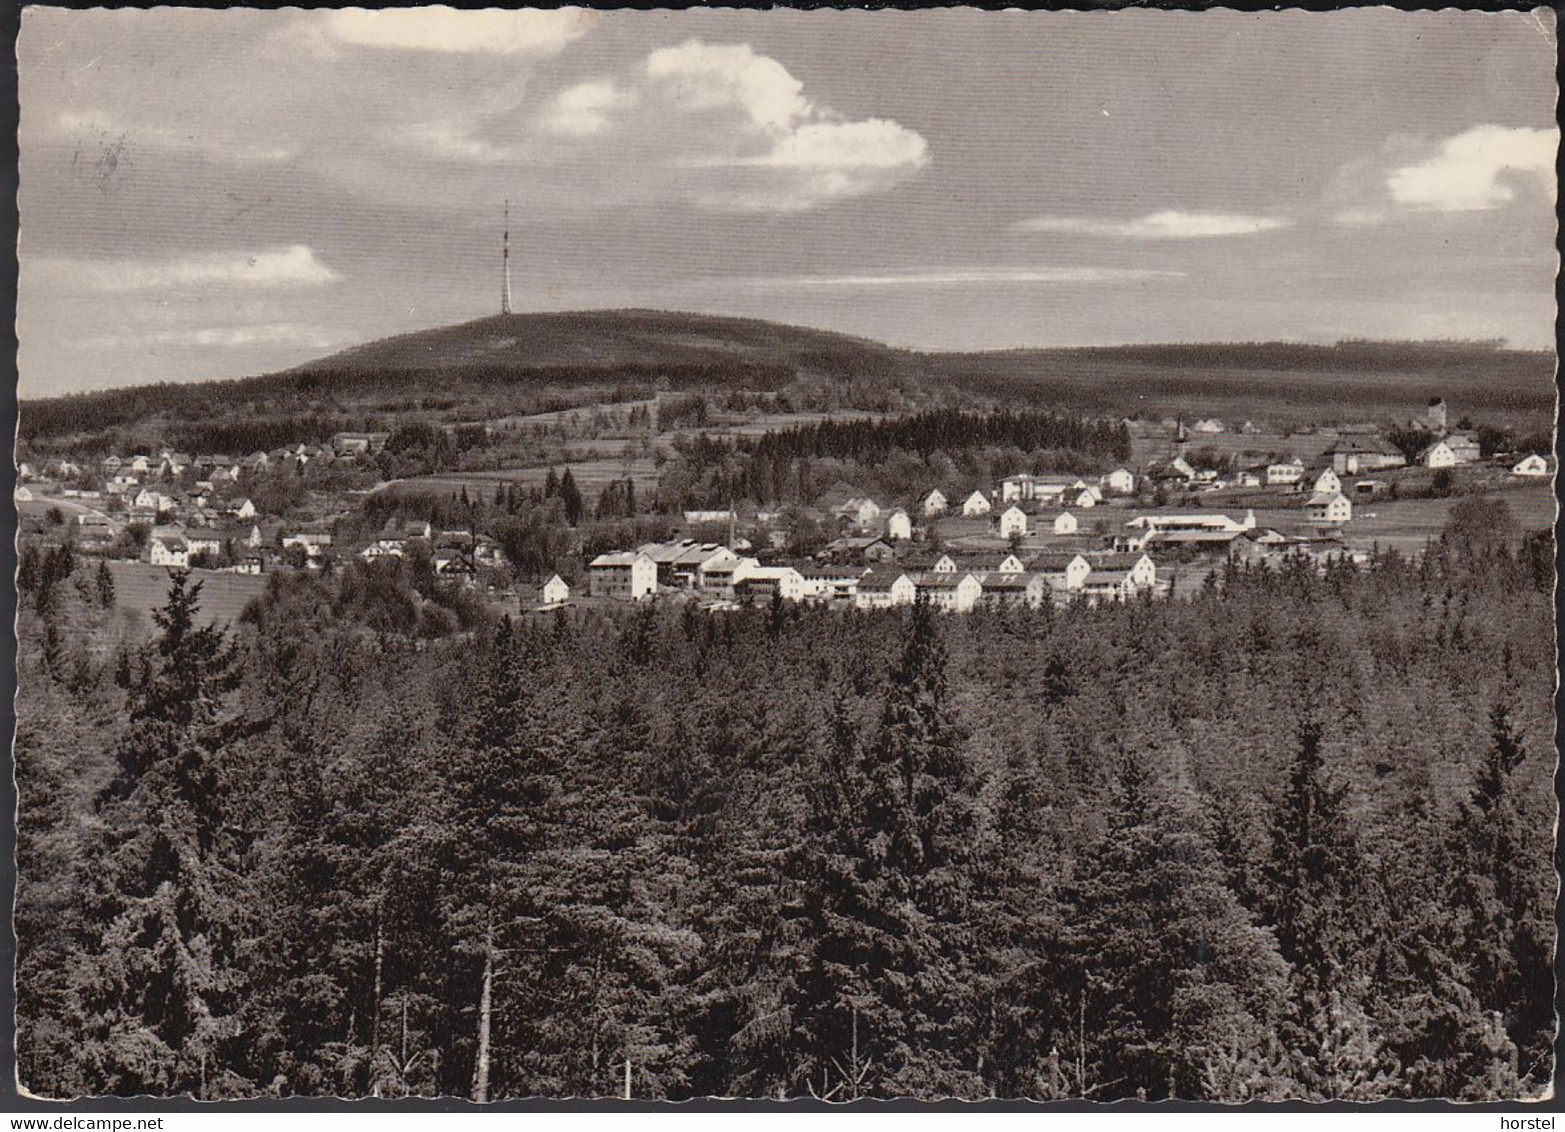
top-left (12, 518), bottom-right (1555, 1101)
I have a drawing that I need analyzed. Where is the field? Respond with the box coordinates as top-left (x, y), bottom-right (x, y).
top-left (107, 562), bottom-right (267, 628)
top-left (386, 456), bottom-right (664, 503)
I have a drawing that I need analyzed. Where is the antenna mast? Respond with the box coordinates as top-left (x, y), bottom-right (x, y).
top-left (501, 199), bottom-right (514, 316)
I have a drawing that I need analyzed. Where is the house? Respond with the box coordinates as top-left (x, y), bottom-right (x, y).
top-left (1351, 479), bottom-right (1389, 496)
top-left (14, 485), bottom-right (33, 503)
top-left (1306, 492), bottom-right (1353, 524)
top-left (698, 555), bottom-right (759, 598)
top-left (916, 571), bottom-right (983, 613)
top-left (1034, 510), bottom-right (1078, 537)
top-left (129, 455), bottom-right (152, 475)
top-left (1328, 438), bottom-right (1406, 474)
top-left (1080, 571), bottom-right (1130, 605)
top-left (995, 553), bottom-right (1027, 574)
top-left (1444, 433), bottom-right (1481, 464)
top-left (1311, 469), bottom-right (1342, 496)
top-left (1102, 468), bottom-right (1136, 495)
top-left (1071, 487), bottom-right (1100, 509)
top-left (588, 551), bottom-right (657, 600)
top-left (638, 540), bottom-right (735, 588)
top-left (883, 509), bottom-right (912, 541)
top-left (999, 475), bottom-right (1031, 503)
top-left (961, 490), bottom-right (992, 516)
top-left (798, 564), bottom-right (865, 603)
top-left (734, 566), bottom-right (807, 604)
top-left (995, 505), bottom-right (1028, 539)
top-left (1090, 551), bottom-right (1159, 590)
top-left (920, 489), bottom-right (948, 516)
top-left (1419, 439), bottom-right (1457, 469)
top-left (1234, 471), bottom-right (1262, 488)
top-left (1421, 398), bottom-right (1448, 432)
top-left (101, 455), bottom-right (122, 473)
top-left (822, 535), bottom-right (894, 563)
top-left (149, 535), bottom-right (190, 569)
top-left (282, 531), bottom-right (334, 563)
top-left (184, 527), bottom-right (224, 558)
top-left (1266, 460), bottom-right (1305, 487)
top-left (1126, 511), bottom-right (1254, 535)
top-left (978, 572), bottom-right (1048, 609)
top-left (541, 575), bottom-right (571, 605)
top-left (1170, 457), bottom-right (1198, 480)
top-left (900, 552), bottom-right (958, 574)
top-left (229, 498), bottom-right (257, 520)
top-left (1512, 454), bottom-right (1551, 478)
top-left (332, 431), bottom-right (391, 457)
top-left (855, 570), bottom-right (917, 609)
top-left (833, 497), bottom-right (882, 530)
top-left (1191, 418), bottom-right (1226, 434)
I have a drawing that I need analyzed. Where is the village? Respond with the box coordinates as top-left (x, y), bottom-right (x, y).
top-left (13, 393), bottom-right (1553, 624)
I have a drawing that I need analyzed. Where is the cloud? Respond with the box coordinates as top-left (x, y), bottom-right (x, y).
top-left (538, 80), bottom-right (638, 138)
top-left (318, 7), bottom-right (596, 56)
top-left (1016, 211), bottom-right (1293, 240)
top-left (705, 267), bottom-right (1186, 289)
top-left (57, 109), bottom-right (293, 164)
top-left (34, 245), bottom-right (341, 293)
top-left (74, 324), bottom-right (339, 350)
top-left (526, 39), bottom-right (929, 211)
top-left (1385, 124), bottom-right (1557, 212)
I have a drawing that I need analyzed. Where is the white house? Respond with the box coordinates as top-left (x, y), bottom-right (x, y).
top-left (1102, 468), bottom-right (1136, 495)
top-left (1420, 440), bottom-right (1457, 469)
top-left (996, 505), bottom-right (1028, 539)
top-left (1071, 488), bottom-right (1099, 509)
top-left (1192, 418), bottom-right (1226, 434)
top-left (996, 553), bottom-right (1027, 574)
top-left (961, 490), bottom-right (992, 516)
top-left (1512, 454), bottom-right (1551, 478)
top-left (1306, 492), bottom-right (1353, 524)
top-left (834, 497), bottom-right (882, 529)
top-left (1266, 460), bottom-right (1305, 487)
top-left (150, 535), bottom-right (190, 569)
top-left (1093, 552), bottom-right (1159, 590)
top-left (883, 509), bottom-right (912, 541)
top-left (1037, 510), bottom-right (1079, 537)
top-left (920, 489), bottom-right (948, 516)
top-left (855, 570), bottom-right (917, 609)
top-left (1311, 469), bottom-right (1342, 496)
top-left (1029, 552), bottom-right (1092, 591)
top-left (541, 574), bottom-right (571, 605)
top-left (230, 498), bottom-right (257, 520)
top-left (735, 565), bottom-right (807, 603)
top-left (917, 571), bottom-right (983, 613)
top-left (588, 551), bottom-right (657, 600)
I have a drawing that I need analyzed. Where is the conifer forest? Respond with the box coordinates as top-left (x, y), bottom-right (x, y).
top-left (13, 526), bottom-right (1556, 1102)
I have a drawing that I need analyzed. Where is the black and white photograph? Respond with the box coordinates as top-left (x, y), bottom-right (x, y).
top-left (9, 3), bottom-right (1560, 1108)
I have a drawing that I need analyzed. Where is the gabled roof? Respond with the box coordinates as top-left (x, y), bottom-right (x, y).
top-left (914, 572), bottom-right (977, 589)
top-left (1306, 492), bottom-right (1347, 506)
top-left (857, 569), bottom-right (910, 591)
top-left (590, 551), bottom-right (648, 568)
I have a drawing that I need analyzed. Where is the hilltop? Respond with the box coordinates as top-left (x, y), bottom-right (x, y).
top-left (303, 308), bottom-right (914, 381)
top-left (18, 307), bottom-right (1555, 443)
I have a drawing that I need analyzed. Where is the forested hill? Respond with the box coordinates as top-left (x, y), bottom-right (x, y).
top-left (19, 307), bottom-right (1555, 441)
top-left (304, 308), bottom-right (914, 381)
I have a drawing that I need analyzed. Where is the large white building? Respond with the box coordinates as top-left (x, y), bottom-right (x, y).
top-left (588, 551), bottom-right (657, 600)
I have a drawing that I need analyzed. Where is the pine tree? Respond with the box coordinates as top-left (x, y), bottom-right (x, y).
top-left (83, 573), bottom-right (248, 1096)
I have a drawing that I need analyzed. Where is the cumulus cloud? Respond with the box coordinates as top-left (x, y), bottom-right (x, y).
top-left (527, 39), bottom-right (929, 211)
top-left (1385, 124), bottom-right (1557, 212)
top-left (538, 80), bottom-right (639, 138)
top-left (1016, 211), bottom-right (1293, 240)
top-left (318, 7), bottom-right (596, 56)
top-left (34, 245), bottom-right (341, 293)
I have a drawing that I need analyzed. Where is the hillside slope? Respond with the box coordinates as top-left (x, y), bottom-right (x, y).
top-left (304, 308), bottom-right (914, 379)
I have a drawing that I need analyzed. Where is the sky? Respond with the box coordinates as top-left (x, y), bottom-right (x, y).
top-left (16, 6), bottom-right (1560, 396)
